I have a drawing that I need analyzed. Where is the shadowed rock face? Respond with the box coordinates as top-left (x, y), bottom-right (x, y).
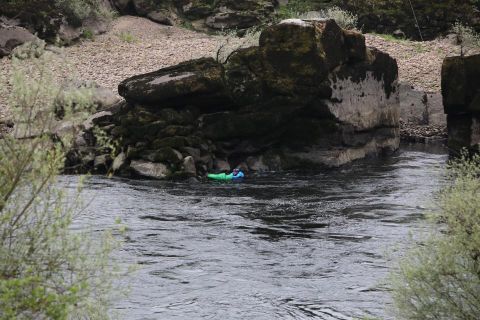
top-left (106, 19), bottom-right (400, 179)
top-left (442, 55), bottom-right (480, 152)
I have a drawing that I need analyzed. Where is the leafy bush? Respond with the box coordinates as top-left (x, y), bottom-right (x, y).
top-left (0, 43), bottom-right (122, 319)
top-left (299, 6), bottom-right (358, 30)
top-left (391, 152), bottom-right (480, 319)
top-left (451, 21), bottom-right (480, 56)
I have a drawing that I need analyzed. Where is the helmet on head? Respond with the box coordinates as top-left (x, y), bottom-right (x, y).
top-left (233, 168), bottom-right (239, 173)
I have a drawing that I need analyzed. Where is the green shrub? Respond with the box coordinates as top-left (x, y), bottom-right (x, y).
top-left (54, 0), bottom-right (115, 25)
top-left (82, 28), bottom-right (95, 40)
top-left (180, 20), bottom-right (194, 30)
top-left (0, 41), bottom-right (123, 319)
top-left (391, 152), bottom-right (480, 319)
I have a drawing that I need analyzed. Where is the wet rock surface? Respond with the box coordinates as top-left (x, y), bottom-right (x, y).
top-left (69, 19), bottom-right (400, 179)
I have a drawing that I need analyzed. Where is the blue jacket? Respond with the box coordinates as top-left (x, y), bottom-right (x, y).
top-left (232, 171), bottom-right (245, 180)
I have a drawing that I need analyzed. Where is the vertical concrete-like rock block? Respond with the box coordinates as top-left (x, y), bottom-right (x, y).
top-left (442, 54), bottom-right (480, 151)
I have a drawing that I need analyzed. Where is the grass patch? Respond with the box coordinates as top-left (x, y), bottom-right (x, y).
top-left (117, 31), bottom-right (137, 43)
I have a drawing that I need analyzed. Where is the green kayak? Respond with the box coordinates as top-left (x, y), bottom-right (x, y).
top-left (207, 173), bottom-right (234, 181)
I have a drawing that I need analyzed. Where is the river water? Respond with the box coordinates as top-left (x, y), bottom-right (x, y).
top-left (75, 144), bottom-right (448, 320)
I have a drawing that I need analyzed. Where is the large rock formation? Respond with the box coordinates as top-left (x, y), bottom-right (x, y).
top-left (442, 54), bottom-right (480, 152)
top-left (75, 19), bottom-right (399, 179)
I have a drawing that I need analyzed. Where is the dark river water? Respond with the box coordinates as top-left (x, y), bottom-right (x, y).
top-left (74, 143), bottom-right (448, 320)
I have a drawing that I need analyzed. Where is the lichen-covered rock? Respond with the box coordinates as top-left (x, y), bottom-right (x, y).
top-left (442, 54), bottom-right (480, 151)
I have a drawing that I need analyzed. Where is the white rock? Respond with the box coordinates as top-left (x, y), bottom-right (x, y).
top-left (130, 160), bottom-right (171, 179)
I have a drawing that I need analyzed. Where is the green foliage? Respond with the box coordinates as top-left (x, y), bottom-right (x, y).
top-left (451, 21), bottom-right (480, 57)
top-left (117, 31), bottom-right (137, 43)
top-left (391, 152), bottom-right (480, 319)
top-left (0, 43), bottom-right (122, 319)
top-left (11, 38), bottom-right (46, 60)
top-left (180, 20), bottom-right (194, 30)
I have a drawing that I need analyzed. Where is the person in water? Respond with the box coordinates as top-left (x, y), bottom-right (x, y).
top-left (231, 168), bottom-right (245, 180)
top-left (207, 168), bottom-right (245, 181)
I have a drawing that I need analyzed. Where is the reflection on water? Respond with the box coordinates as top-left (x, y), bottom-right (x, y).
top-left (69, 143), bottom-right (448, 320)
